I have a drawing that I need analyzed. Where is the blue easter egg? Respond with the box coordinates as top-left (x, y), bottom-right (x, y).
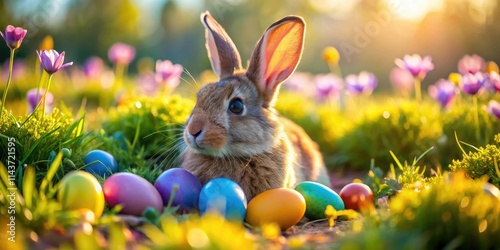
top-left (84, 150), bottom-right (118, 177)
top-left (154, 168), bottom-right (202, 212)
top-left (199, 178), bottom-right (247, 222)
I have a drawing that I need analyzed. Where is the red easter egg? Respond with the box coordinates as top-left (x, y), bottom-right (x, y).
top-left (339, 183), bottom-right (374, 211)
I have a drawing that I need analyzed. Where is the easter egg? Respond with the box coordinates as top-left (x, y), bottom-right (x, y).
top-left (84, 150), bottom-right (118, 177)
top-left (103, 173), bottom-right (163, 216)
top-left (339, 183), bottom-right (374, 211)
top-left (57, 170), bottom-right (105, 218)
top-left (245, 188), bottom-right (305, 230)
top-left (199, 178), bottom-right (247, 221)
top-left (484, 183), bottom-right (500, 200)
top-left (154, 168), bottom-right (202, 211)
top-left (295, 181), bottom-right (344, 220)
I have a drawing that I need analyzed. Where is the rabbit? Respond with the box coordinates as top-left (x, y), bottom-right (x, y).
top-left (180, 11), bottom-right (331, 201)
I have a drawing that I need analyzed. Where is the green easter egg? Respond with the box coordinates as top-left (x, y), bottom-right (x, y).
top-left (295, 181), bottom-right (345, 220)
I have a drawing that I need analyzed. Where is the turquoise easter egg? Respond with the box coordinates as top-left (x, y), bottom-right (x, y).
top-left (295, 181), bottom-right (345, 220)
top-left (103, 173), bottom-right (163, 216)
top-left (84, 150), bottom-right (118, 177)
top-left (199, 178), bottom-right (247, 222)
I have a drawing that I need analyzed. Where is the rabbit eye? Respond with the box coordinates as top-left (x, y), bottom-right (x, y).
top-left (228, 98), bottom-right (244, 115)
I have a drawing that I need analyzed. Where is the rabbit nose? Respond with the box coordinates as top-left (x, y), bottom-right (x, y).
top-left (190, 129), bottom-right (202, 138)
top-left (187, 119), bottom-right (204, 138)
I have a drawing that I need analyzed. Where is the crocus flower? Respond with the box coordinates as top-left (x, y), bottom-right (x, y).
top-left (395, 54), bottom-right (434, 79)
top-left (458, 54), bottom-right (485, 75)
top-left (390, 67), bottom-right (414, 94)
top-left (108, 42), bottom-right (135, 65)
top-left (37, 50), bottom-right (73, 75)
top-left (0, 25), bottom-right (27, 50)
top-left (155, 60), bottom-right (183, 89)
top-left (485, 100), bottom-right (500, 121)
top-left (345, 71), bottom-right (378, 95)
top-left (460, 72), bottom-right (485, 95)
top-left (428, 79), bottom-right (458, 109)
top-left (486, 71), bottom-right (500, 92)
top-left (27, 88), bottom-right (53, 114)
top-left (83, 56), bottom-right (105, 79)
top-left (283, 72), bottom-right (314, 95)
top-left (314, 74), bottom-right (343, 101)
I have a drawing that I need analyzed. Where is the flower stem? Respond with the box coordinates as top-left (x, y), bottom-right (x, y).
top-left (414, 77), bottom-right (422, 102)
top-left (42, 74), bottom-right (53, 116)
top-left (473, 95), bottom-right (481, 142)
top-left (1, 48), bottom-right (16, 117)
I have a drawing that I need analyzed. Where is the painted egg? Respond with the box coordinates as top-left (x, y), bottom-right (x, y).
top-left (295, 181), bottom-right (344, 220)
top-left (57, 170), bottom-right (105, 218)
top-left (103, 173), bottom-right (163, 216)
top-left (198, 178), bottom-right (247, 222)
top-left (84, 150), bottom-right (118, 177)
top-left (339, 183), bottom-right (374, 211)
top-left (245, 188), bottom-right (305, 230)
top-left (154, 168), bottom-right (202, 212)
top-left (484, 183), bottom-right (500, 200)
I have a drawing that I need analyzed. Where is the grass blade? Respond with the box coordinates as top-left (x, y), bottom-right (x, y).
top-left (39, 151), bottom-right (63, 194)
top-left (22, 165), bottom-right (35, 208)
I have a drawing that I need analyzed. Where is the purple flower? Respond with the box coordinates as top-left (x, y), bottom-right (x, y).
top-left (458, 54), bottom-right (485, 75)
top-left (83, 56), bottom-right (105, 79)
top-left (314, 74), bottom-right (343, 101)
top-left (0, 25), bottom-right (27, 50)
top-left (108, 43), bottom-right (135, 65)
top-left (395, 54), bottom-right (434, 79)
top-left (37, 50), bottom-right (73, 75)
top-left (345, 71), bottom-right (378, 95)
top-left (390, 67), bottom-right (414, 94)
top-left (486, 100), bottom-right (500, 121)
top-left (428, 79), bottom-right (458, 109)
top-left (486, 71), bottom-right (500, 92)
top-left (460, 72), bottom-right (485, 95)
top-left (155, 60), bottom-right (183, 89)
top-left (27, 88), bottom-right (53, 114)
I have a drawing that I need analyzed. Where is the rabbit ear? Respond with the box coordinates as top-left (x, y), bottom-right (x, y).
top-left (246, 16), bottom-right (305, 107)
top-left (201, 12), bottom-right (242, 79)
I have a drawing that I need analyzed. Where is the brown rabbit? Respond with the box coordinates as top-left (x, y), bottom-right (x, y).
top-left (180, 12), bottom-right (330, 200)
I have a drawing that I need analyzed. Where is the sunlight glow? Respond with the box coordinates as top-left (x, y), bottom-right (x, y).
top-left (386, 0), bottom-right (444, 21)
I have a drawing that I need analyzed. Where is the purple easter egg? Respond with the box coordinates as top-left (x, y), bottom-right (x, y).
top-left (103, 173), bottom-right (163, 216)
top-left (154, 168), bottom-right (202, 212)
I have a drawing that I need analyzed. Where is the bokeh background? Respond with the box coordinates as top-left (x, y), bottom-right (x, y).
top-left (0, 0), bottom-right (499, 91)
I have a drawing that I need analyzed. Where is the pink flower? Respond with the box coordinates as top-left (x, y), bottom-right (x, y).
top-left (0, 25), bottom-right (27, 50)
top-left (314, 74), bottom-right (343, 101)
top-left (428, 79), bottom-right (458, 109)
top-left (390, 67), bottom-right (414, 94)
top-left (484, 71), bottom-right (500, 93)
top-left (138, 73), bottom-right (158, 96)
top-left (395, 54), bottom-right (434, 79)
top-left (155, 60), bottom-right (183, 89)
top-left (37, 50), bottom-right (73, 75)
top-left (27, 88), bottom-right (53, 114)
top-left (83, 56), bottom-right (105, 79)
top-left (108, 43), bottom-right (135, 65)
top-left (345, 71), bottom-right (378, 95)
top-left (458, 54), bottom-right (485, 75)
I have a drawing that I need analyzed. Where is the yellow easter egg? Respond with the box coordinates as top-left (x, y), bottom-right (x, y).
top-left (245, 188), bottom-right (306, 230)
top-left (57, 170), bottom-right (105, 218)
